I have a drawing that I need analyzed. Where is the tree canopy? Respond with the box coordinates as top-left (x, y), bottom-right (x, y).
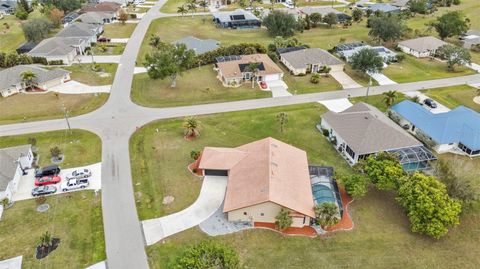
top-left (263, 10), bottom-right (298, 37)
top-left (368, 14), bottom-right (405, 43)
top-left (44, 0), bottom-right (82, 13)
top-left (173, 241), bottom-right (239, 269)
top-left (275, 208), bottom-right (293, 230)
top-left (435, 44), bottom-right (471, 71)
top-left (349, 48), bottom-right (384, 74)
top-left (22, 18), bottom-right (53, 43)
top-left (430, 11), bottom-right (469, 40)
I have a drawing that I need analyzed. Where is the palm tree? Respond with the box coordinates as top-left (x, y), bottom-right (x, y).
top-left (20, 71), bottom-right (37, 91)
top-left (177, 5), bottom-right (187, 17)
top-left (246, 62), bottom-right (260, 89)
top-left (149, 34), bottom-right (161, 49)
top-left (183, 116), bottom-right (201, 138)
top-left (276, 112), bottom-right (288, 133)
top-left (187, 2), bottom-right (197, 17)
top-left (199, 0), bottom-right (209, 12)
top-left (314, 202), bottom-right (340, 228)
top-left (382, 90), bottom-right (398, 108)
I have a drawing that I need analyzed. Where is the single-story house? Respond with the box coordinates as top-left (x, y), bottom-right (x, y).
top-left (197, 137), bottom-right (316, 228)
top-left (391, 100), bottom-right (480, 156)
top-left (0, 145), bottom-right (33, 201)
top-left (279, 48), bottom-right (344, 75)
top-left (460, 30), bottom-right (480, 49)
top-left (80, 1), bottom-right (122, 16)
top-left (0, 65), bottom-right (70, 97)
top-left (212, 9), bottom-right (261, 29)
top-left (299, 6), bottom-right (351, 23)
top-left (173, 36), bottom-right (220, 55)
top-left (0, 1), bottom-right (15, 15)
top-left (398, 36), bottom-right (448, 58)
top-left (366, 3), bottom-right (401, 13)
top-left (336, 43), bottom-right (397, 63)
top-left (391, 0), bottom-right (410, 9)
top-left (215, 54), bottom-right (284, 87)
top-left (56, 22), bottom-right (103, 44)
top-left (16, 41), bottom-right (37, 54)
top-left (320, 102), bottom-right (436, 171)
top-left (28, 36), bottom-right (89, 65)
top-left (77, 11), bottom-right (116, 25)
top-left (276, 46), bottom-right (307, 55)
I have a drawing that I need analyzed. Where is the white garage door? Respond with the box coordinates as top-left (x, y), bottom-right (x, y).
top-left (264, 74), bottom-right (281, 81)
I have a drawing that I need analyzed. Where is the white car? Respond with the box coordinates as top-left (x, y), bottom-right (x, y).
top-left (61, 178), bottom-right (89, 192)
top-left (66, 168), bottom-right (92, 180)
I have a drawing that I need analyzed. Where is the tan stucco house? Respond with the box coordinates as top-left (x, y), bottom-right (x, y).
top-left (279, 48), bottom-right (344, 75)
top-left (197, 137), bottom-right (316, 228)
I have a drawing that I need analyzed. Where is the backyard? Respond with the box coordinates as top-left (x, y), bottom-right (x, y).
top-left (130, 65), bottom-right (270, 107)
top-left (103, 23), bottom-right (137, 38)
top-left (0, 93), bottom-right (108, 125)
top-left (62, 63), bottom-right (117, 85)
top-left (422, 85), bottom-right (480, 112)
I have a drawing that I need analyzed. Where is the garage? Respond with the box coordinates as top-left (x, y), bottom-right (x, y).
top-left (263, 74), bottom-right (283, 82)
top-left (204, 169), bottom-right (228, 176)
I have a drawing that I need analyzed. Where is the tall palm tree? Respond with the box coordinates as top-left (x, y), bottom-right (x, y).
top-left (199, 0), bottom-right (209, 12)
top-left (382, 90), bottom-right (398, 108)
top-left (246, 62), bottom-right (260, 89)
top-left (177, 5), bottom-right (187, 17)
top-left (276, 112), bottom-right (288, 133)
top-left (183, 116), bottom-right (201, 138)
top-left (20, 71), bottom-right (37, 91)
top-left (187, 2), bottom-right (197, 17)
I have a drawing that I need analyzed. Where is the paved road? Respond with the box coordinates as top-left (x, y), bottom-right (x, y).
top-left (1, 1), bottom-right (480, 267)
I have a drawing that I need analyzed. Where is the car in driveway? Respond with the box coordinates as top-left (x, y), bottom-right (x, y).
top-left (35, 175), bottom-right (61, 186)
top-left (259, 81), bottom-right (268, 89)
top-left (97, 37), bottom-right (111, 42)
top-left (32, 185), bottom-right (57, 196)
top-left (35, 165), bottom-right (60, 178)
top-left (66, 168), bottom-right (92, 180)
top-left (61, 178), bottom-right (89, 192)
top-left (423, 98), bottom-right (437, 108)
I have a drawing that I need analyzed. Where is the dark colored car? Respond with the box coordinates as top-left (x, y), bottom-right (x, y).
top-left (35, 165), bottom-right (60, 178)
top-left (97, 37), bottom-right (111, 42)
top-left (423, 98), bottom-right (437, 108)
top-left (32, 185), bottom-right (57, 196)
top-left (35, 175), bottom-right (61, 186)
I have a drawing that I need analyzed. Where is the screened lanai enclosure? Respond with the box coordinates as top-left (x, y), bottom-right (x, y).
top-left (309, 166), bottom-right (344, 218)
top-left (387, 146), bottom-right (437, 172)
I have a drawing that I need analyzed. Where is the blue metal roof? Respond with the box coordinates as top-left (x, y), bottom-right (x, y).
top-left (391, 100), bottom-right (480, 150)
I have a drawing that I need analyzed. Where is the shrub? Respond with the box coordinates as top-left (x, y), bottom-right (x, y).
top-left (50, 146), bottom-right (62, 159)
top-left (190, 150), bottom-right (200, 160)
top-left (48, 60), bottom-right (63, 65)
top-left (395, 53), bottom-right (406, 62)
top-left (357, 152), bottom-right (405, 190)
top-left (275, 208), bottom-right (293, 230)
top-left (310, 73), bottom-right (320, 84)
top-left (321, 127), bottom-right (329, 137)
top-left (172, 241), bottom-right (239, 269)
top-left (340, 173), bottom-right (370, 198)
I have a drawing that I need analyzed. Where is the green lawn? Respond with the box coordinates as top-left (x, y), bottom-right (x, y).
top-left (0, 15), bottom-right (26, 52)
top-left (91, 43), bottom-right (126, 55)
top-left (283, 71), bottom-right (342, 94)
top-left (103, 23), bottom-right (137, 38)
top-left (0, 191), bottom-right (105, 269)
top-left (0, 92), bottom-right (108, 125)
top-left (350, 92), bottom-right (408, 112)
top-left (383, 56), bottom-right (475, 83)
top-left (62, 63), bottom-right (117, 85)
top-left (130, 65), bottom-right (270, 107)
top-left (344, 65), bottom-right (379, 87)
top-left (422, 85), bottom-right (480, 112)
top-left (0, 129), bottom-right (102, 168)
top-left (130, 103), bottom-right (352, 220)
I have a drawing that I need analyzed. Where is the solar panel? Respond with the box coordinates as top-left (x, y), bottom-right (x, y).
top-left (230, 14), bottom-right (246, 21)
top-left (215, 55), bottom-right (241, 62)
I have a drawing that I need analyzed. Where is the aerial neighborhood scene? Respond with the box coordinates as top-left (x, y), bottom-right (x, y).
top-left (1, 0), bottom-right (480, 268)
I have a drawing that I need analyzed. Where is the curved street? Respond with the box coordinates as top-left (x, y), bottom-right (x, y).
top-left (1, 1), bottom-right (480, 268)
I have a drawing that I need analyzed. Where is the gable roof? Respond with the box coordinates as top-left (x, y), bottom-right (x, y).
top-left (391, 0), bottom-right (410, 7)
top-left (0, 145), bottom-right (31, 191)
top-left (216, 54), bottom-right (283, 79)
top-left (198, 137), bottom-right (316, 218)
top-left (80, 2), bottom-right (122, 13)
top-left (322, 102), bottom-right (422, 154)
top-left (212, 9), bottom-right (259, 22)
top-left (77, 11), bottom-right (114, 24)
top-left (299, 6), bottom-right (341, 16)
top-left (280, 48), bottom-right (343, 68)
top-left (173, 36), bottom-right (220, 55)
top-left (28, 37), bottom-right (87, 57)
top-left (398, 36), bottom-right (448, 53)
top-left (391, 100), bottom-right (480, 150)
top-left (0, 65), bottom-right (69, 91)
top-left (57, 22), bottom-right (100, 38)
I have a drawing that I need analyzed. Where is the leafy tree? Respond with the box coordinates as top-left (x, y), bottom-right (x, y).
top-left (340, 173), bottom-right (370, 198)
top-left (269, 36), bottom-right (303, 52)
top-left (20, 71), bottom-right (37, 90)
top-left (309, 12), bottom-right (322, 27)
top-left (357, 152), bottom-right (405, 190)
top-left (396, 172), bottom-right (461, 239)
top-left (435, 44), bottom-right (471, 71)
top-left (15, 5), bottom-right (29, 20)
top-left (368, 14), bottom-right (405, 43)
top-left (177, 5), bottom-right (188, 17)
top-left (183, 117), bottom-right (201, 138)
top-left (245, 62), bottom-right (260, 88)
top-left (365, 9), bottom-right (373, 18)
top-left (173, 241), bottom-right (239, 269)
top-left (144, 42), bottom-right (195, 87)
top-left (48, 8), bottom-right (64, 28)
top-left (118, 9), bottom-right (128, 24)
top-left (323, 12), bottom-right (338, 28)
top-left (44, 0), bottom-right (82, 13)
top-left (50, 146), bottom-right (62, 159)
top-left (429, 11), bottom-right (469, 40)
top-left (19, 0), bottom-right (33, 13)
top-left (275, 208), bottom-right (293, 230)
top-left (408, 0), bottom-right (428, 15)
top-left (315, 202), bottom-right (340, 228)
top-left (263, 10), bottom-right (298, 37)
top-left (352, 8), bottom-right (363, 22)
top-left (22, 18), bottom-right (53, 43)
top-left (382, 90), bottom-right (398, 107)
top-left (276, 112), bottom-right (288, 133)
top-left (349, 48), bottom-right (384, 74)
top-left (149, 34), bottom-right (161, 48)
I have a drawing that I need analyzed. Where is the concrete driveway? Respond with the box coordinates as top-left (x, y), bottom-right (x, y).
top-left (76, 55), bottom-right (121, 64)
top-left (404, 91), bottom-right (451, 114)
top-left (110, 38), bottom-right (129, 43)
top-left (267, 80), bottom-right (291, 97)
top-left (319, 98), bottom-right (353, 112)
top-left (50, 80), bottom-right (111, 94)
top-left (369, 72), bottom-right (397, 85)
top-left (141, 175), bottom-right (227, 245)
top-left (330, 71), bottom-right (362, 89)
top-left (12, 162), bottom-right (102, 202)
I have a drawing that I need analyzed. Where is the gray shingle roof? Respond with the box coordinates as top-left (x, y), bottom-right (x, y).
top-left (398, 36), bottom-right (448, 53)
top-left (0, 65), bottom-right (69, 91)
top-left (299, 6), bottom-right (341, 16)
top-left (57, 22), bottom-right (99, 38)
top-left (28, 36), bottom-right (87, 56)
top-left (321, 102), bottom-right (421, 155)
top-left (212, 9), bottom-right (259, 23)
top-left (77, 11), bottom-right (113, 24)
top-left (0, 145), bottom-right (31, 191)
top-left (280, 48), bottom-right (343, 69)
top-left (173, 36), bottom-right (220, 55)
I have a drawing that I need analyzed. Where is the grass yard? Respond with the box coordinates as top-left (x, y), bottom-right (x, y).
top-left (344, 65), bottom-right (379, 87)
top-left (382, 56), bottom-right (475, 83)
top-left (350, 92), bottom-right (408, 112)
top-left (103, 23), bottom-right (137, 38)
top-left (130, 65), bottom-right (270, 107)
top-left (0, 15), bottom-right (26, 52)
top-left (91, 43), bottom-right (126, 55)
top-left (283, 72), bottom-right (342, 94)
top-left (0, 191), bottom-right (105, 269)
top-left (62, 63), bottom-right (117, 85)
top-left (0, 92), bottom-right (108, 125)
top-left (130, 103), bottom-right (352, 220)
top-left (422, 85), bottom-right (480, 112)
top-left (0, 129), bottom-right (102, 168)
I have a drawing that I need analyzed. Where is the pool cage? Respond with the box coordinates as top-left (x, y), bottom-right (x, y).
top-left (309, 166), bottom-right (344, 218)
top-left (387, 146), bottom-right (437, 172)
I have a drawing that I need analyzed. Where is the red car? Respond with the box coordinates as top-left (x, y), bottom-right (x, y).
top-left (259, 81), bottom-right (268, 89)
top-left (35, 175), bottom-right (61, 186)
top-left (97, 37), bottom-right (111, 43)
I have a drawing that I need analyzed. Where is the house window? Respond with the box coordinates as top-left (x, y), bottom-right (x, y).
top-left (345, 145), bottom-right (355, 159)
top-left (243, 212), bottom-right (247, 215)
